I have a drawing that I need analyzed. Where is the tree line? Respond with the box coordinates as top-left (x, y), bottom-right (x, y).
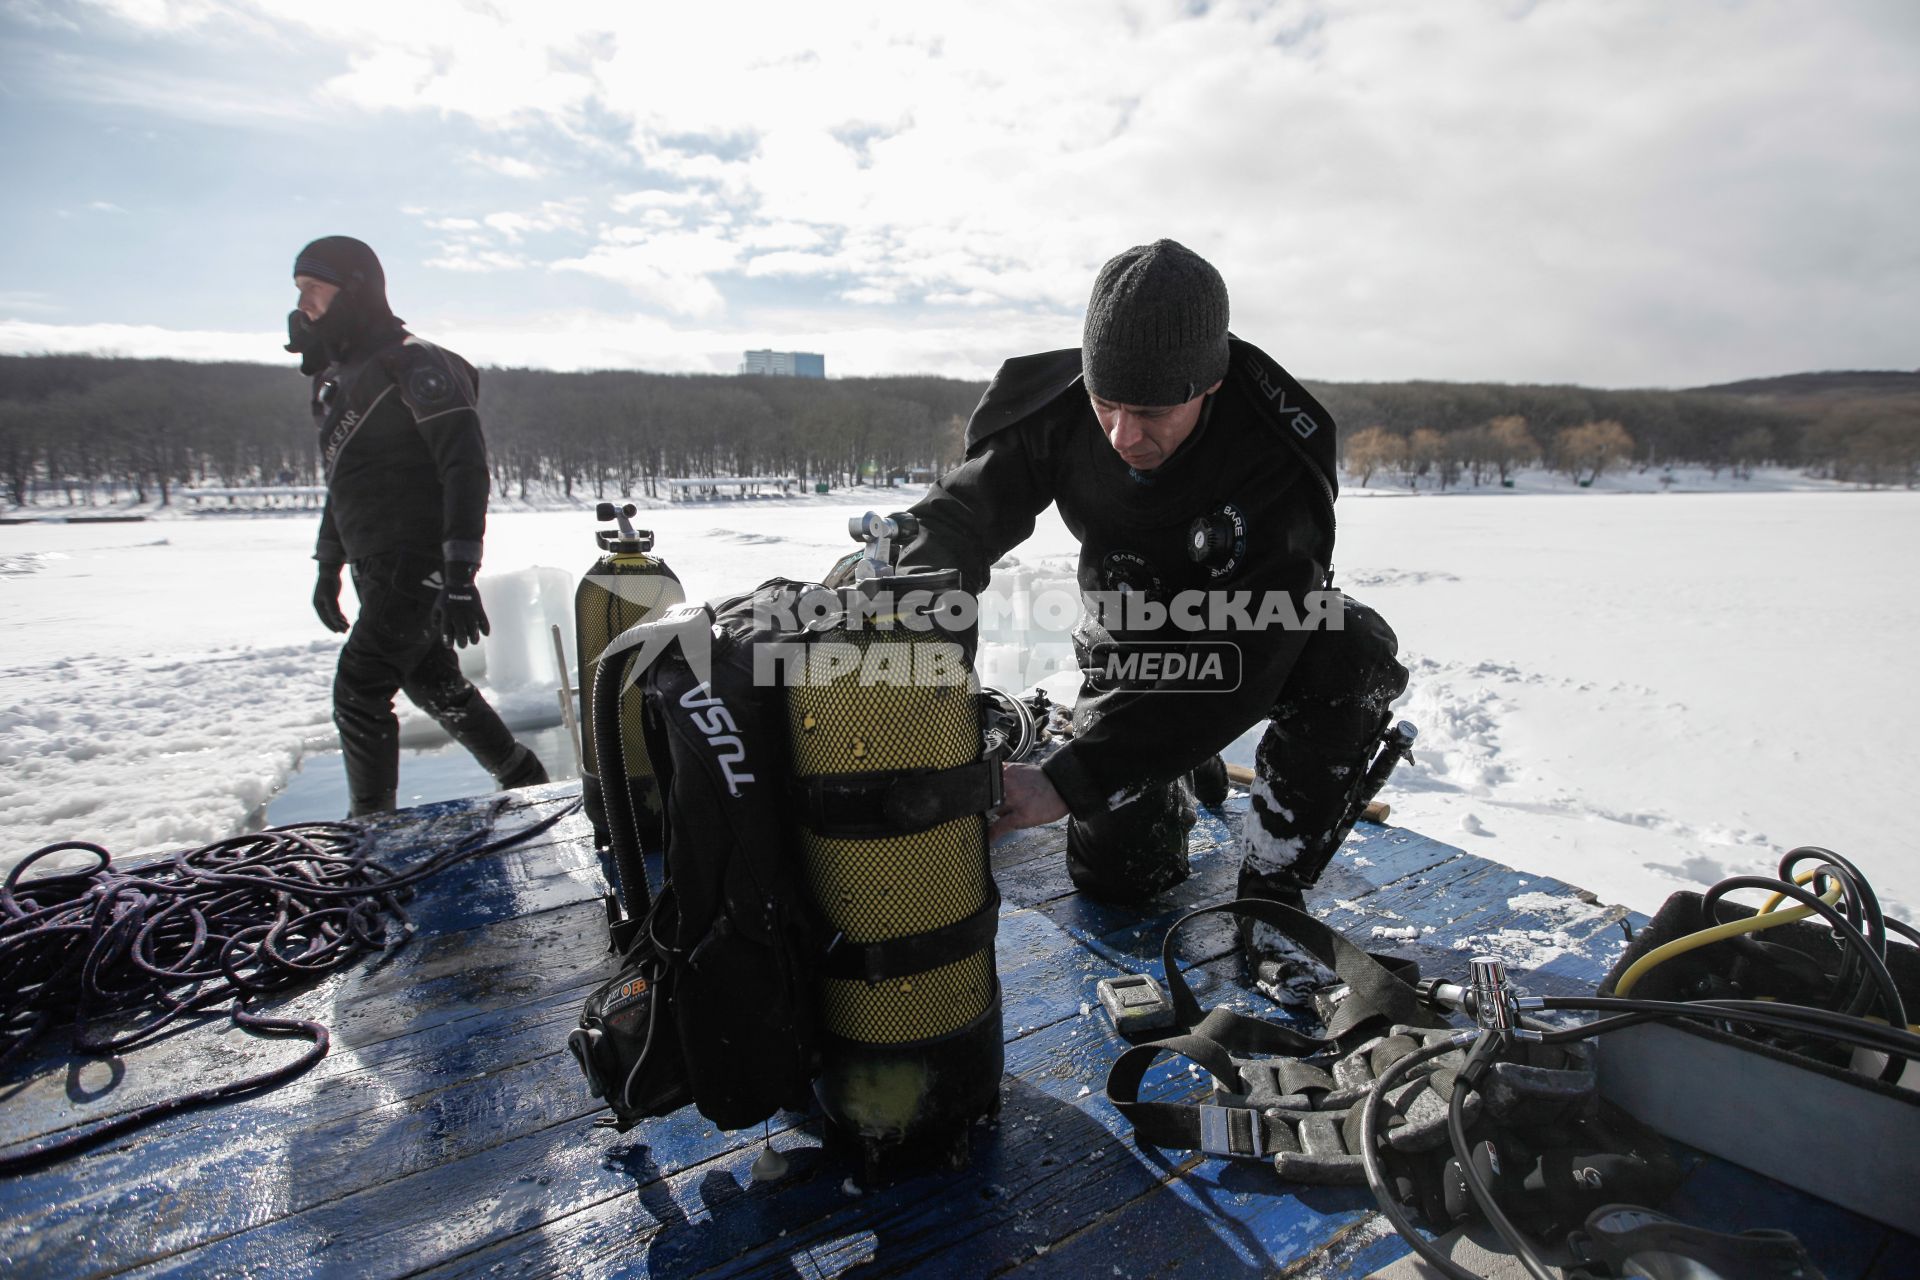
top-left (0, 353), bottom-right (1913, 507)
top-left (1317, 376), bottom-right (1919, 488)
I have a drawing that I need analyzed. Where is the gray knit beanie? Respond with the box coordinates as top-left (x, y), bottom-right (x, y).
top-left (1081, 239), bottom-right (1230, 407)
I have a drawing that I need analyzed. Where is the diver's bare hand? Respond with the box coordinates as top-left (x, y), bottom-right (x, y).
top-left (989, 762), bottom-right (1069, 842)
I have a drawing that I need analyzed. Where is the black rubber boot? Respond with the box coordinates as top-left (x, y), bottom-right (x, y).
top-left (1240, 725), bottom-right (1382, 891)
top-left (1189, 753), bottom-right (1230, 808)
top-left (1232, 864), bottom-right (1310, 990)
top-left (494, 743), bottom-right (550, 790)
top-left (334, 680), bottom-right (403, 817)
top-left (348, 789), bottom-right (397, 819)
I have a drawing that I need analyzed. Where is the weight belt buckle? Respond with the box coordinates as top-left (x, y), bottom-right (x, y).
top-left (1198, 1102), bottom-right (1266, 1160)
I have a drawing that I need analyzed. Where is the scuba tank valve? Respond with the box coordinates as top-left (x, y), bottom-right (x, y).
top-left (846, 511), bottom-right (919, 580)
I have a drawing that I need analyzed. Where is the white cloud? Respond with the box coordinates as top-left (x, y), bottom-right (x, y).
top-left (742, 250), bottom-right (857, 279)
top-left (611, 189), bottom-right (713, 214)
top-left (465, 151), bottom-right (547, 180)
top-left (482, 201), bottom-right (587, 241)
top-left (735, 221), bottom-right (829, 252)
top-left (424, 248), bottom-right (529, 274)
top-left (550, 228), bottom-right (743, 319)
top-left (414, 198), bottom-right (590, 277)
top-left (75, 0), bottom-right (221, 30)
top-left (924, 290), bottom-right (1000, 308)
top-left (86, 201), bottom-right (128, 214)
top-left (308, 2), bottom-right (605, 125)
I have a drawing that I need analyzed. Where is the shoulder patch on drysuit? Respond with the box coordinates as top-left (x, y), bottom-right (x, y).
top-left (393, 336), bottom-right (479, 423)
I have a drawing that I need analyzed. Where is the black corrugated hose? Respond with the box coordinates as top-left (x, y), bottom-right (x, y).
top-left (0, 797), bottom-right (579, 1175)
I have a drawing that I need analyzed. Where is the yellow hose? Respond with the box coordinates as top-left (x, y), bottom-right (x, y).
top-left (1759, 865), bottom-right (1826, 915)
top-left (1614, 877), bottom-right (1843, 997)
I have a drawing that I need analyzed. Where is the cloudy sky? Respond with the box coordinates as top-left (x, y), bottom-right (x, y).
top-left (0, 0), bottom-right (1914, 386)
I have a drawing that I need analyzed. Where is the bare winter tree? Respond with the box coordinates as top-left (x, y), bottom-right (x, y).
top-left (1343, 426), bottom-right (1400, 487)
top-left (1407, 428), bottom-right (1445, 490)
top-left (1554, 420), bottom-right (1635, 484)
top-left (1486, 415), bottom-right (1539, 484)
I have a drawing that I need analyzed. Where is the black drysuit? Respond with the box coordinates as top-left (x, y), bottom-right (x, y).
top-left (903, 337), bottom-right (1408, 900)
top-left (309, 324), bottom-right (520, 811)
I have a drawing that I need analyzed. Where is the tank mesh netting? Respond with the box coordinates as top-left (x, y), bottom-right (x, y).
top-left (801, 819), bottom-right (990, 941)
top-left (576, 558), bottom-right (683, 794)
top-left (788, 629), bottom-right (994, 1044)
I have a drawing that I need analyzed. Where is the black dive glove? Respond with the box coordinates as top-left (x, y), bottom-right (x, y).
top-left (313, 562), bottom-right (350, 634)
top-left (438, 560), bottom-right (490, 648)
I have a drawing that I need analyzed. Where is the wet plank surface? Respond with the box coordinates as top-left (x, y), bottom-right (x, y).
top-left (1, 782), bottom-right (1914, 1279)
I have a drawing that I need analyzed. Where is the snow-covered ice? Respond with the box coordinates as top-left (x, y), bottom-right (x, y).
top-left (2, 482), bottom-right (1916, 924)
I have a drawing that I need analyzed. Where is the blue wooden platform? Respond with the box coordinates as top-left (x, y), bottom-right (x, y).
top-left (2, 783), bottom-right (1916, 1278)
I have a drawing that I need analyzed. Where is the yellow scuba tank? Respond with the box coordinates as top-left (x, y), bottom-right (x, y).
top-left (785, 513), bottom-right (1004, 1178)
top-left (574, 501), bottom-right (684, 945)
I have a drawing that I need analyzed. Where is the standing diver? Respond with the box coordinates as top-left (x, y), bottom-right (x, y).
top-left (287, 235), bottom-right (547, 817)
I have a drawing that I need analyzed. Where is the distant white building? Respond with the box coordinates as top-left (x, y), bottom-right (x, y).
top-left (740, 350), bottom-right (826, 378)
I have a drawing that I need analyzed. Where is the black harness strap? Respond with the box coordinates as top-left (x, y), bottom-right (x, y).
top-left (790, 753), bottom-right (1003, 838)
top-left (1160, 898), bottom-right (1442, 1041)
top-left (818, 889), bottom-right (1003, 984)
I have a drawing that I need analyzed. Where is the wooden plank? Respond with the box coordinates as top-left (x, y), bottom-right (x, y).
top-left (1316, 854), bottom-right (1639, 996)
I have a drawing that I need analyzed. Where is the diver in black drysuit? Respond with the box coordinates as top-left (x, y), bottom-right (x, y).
top-left (287, 235), bottom-right (546, 817)
top-left (901, 240), bottom-right (1408, 947)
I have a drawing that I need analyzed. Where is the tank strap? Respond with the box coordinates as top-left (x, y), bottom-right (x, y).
top-left (790, 753), bottom-right (1003, 838)
top-left (819, 889), bottom-right (1002, 985)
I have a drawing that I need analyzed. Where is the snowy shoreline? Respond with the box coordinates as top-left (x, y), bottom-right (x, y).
top-left (0, 462), bottom-right (1897, 526)
top-left (3, 483), bottom-right (1916, 926)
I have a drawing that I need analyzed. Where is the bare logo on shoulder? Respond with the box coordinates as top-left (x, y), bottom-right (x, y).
top-left (1241, 353), bottom-right (1321, 438)
top-left (678, 681), bottom-right (754, 796)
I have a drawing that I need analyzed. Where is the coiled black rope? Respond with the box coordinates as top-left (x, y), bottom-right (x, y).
top-left (0, 797), bottom-right (580, 1174)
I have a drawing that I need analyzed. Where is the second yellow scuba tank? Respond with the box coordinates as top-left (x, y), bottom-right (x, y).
top-left (574, 501), bottom-right (683, 945)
